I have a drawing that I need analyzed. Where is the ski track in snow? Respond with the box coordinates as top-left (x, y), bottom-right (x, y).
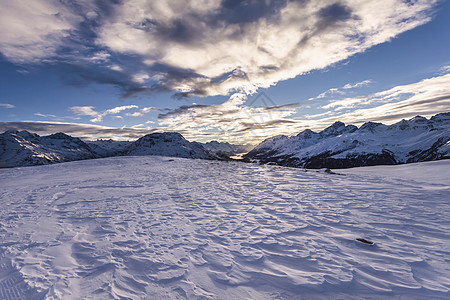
top-left (0, 156), bottom-right (449, 299)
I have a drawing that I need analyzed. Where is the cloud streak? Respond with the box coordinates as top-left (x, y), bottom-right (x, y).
top-left (0, 121), bottom-right (156, 141)
top-left (310, 79), bottom-right (373, 100)
top-left (322, 73), bottom-right (450, 111)
top-left (70, 105), bottom-right (139, 122)
top-left (0, 103), bottom-right (15, 109)
top-left (126, 107), bottom-right (157, 117)
top-left (0, 0), bottom-right (438, 98)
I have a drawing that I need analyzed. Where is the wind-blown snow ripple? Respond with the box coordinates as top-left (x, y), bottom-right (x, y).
top-left (0, 156), bottom-right (449, 299)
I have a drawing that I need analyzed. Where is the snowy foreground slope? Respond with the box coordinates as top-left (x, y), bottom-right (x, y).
top-left (0, 157), bottom-right (449, 299)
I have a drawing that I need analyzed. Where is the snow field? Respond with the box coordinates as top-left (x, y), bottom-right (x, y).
top-left (0, 157), bottom-right (449, 299)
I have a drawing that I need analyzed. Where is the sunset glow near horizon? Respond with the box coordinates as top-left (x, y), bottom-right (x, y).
top-left (1, 0), bottom-right (449, 144)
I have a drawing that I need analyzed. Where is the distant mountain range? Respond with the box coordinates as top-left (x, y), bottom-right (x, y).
top-left (243, 113), bottom-right (450, 169)
top-left (1, 113), bottom-right (449, 168)
top-left (0, 131), bottom-right (98, 167)
top-left (201, 141), bottom-right (253, 157)
top-left (0, 131), bottom-right (221, 167)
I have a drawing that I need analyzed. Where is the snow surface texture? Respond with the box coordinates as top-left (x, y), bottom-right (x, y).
top-left (244, 113), bottom-right (450, 168)
top-left (0, 157), bottom-right (449, 299)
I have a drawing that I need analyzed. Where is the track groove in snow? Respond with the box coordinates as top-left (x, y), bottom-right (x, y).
top-left (0, 156), bottom-right (449, 299)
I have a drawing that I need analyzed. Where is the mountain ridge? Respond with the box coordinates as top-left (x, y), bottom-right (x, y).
top-left (243, 112), bottom-right (450, 168)
top-left (1, 112), bottom-right (449, 168)
top-left (0, 131), bottom-right (217, 167)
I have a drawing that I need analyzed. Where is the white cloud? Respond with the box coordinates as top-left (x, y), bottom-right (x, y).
top-left (132, 74), bottom-right (150, 84)
top-left (126, 107), bottom-right (156, 117)
top-left (34, 113), bottom-right (57, 118)
top-left (0, 0), bottom-right (83, 63)
top-left (342, 80), bottom-right (372, 89)
top-left (70, 106), bottom-right (98, 116)
top-left (109, 65), bottom-right (123, 72)
top-left (310, 79), bottom-right (372, 100)
top-left (130, 121), bottom-right (155, 129)
top-left (439, 65), bottom-right (450, 74)
top-left (70, 105), bottom-right (138, 122)
top-left (103, 105), bottom-right (138, 115)
top-left (323, 73), bottom-right (450, 111)
top-left (0, 121), bottom-right (155, 141)
top-left (96, 0), bottom-right (435, 97)
top-left (34, 112), bottom-right (81, 121)
top-left (0, 103), bottom-right (15, 109)
top-left (0, 0), bottom-right (437, 98)
top-left (90, 51), bottom-right (111, 62)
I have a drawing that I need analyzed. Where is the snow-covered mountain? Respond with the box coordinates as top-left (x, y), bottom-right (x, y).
top-left (122, 132), bottom-right (215, 159)
top-left (0, 131), bottom-right (216, 167)
top-left (0, 130), bottom-right (97, 167)
top-left (201, 141), bottom-right (253, 157)
top-left (244, 113), bottom-right (450, 168)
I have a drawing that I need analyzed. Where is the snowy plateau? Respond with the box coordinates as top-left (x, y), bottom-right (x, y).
top-left (0, 156), bottom-right (449, 299)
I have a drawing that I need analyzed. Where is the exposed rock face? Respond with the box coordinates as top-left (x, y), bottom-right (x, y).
top-left (243, 113), bottom-right (450, 169)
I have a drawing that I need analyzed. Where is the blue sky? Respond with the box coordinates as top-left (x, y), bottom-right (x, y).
top-left (0, 0), bottom-right (449, 144)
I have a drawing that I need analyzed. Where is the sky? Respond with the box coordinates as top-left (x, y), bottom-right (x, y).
top-left (0, 0), bottom-right (449, 144)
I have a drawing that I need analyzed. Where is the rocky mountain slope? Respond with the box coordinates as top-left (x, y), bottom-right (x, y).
top-left (0, 130), bottom-right (97, 167)
top-left (243, 113), bottom-right (450, 168)
top-left (0, 131), bottom-right (215, 167)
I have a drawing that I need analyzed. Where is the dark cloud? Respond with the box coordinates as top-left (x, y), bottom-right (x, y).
top-left (158, 104), bottom-right (210, 119)
top-left (52, 63), bottom-right (153, 98)
top-left (390, 95), bottom-right (450, 110)
top-left (318, 3), bottom-right (353, 26)
top-left (235, 118), bottom-right (297, 133)
top-left (218, 0), bottom-right (288, 24)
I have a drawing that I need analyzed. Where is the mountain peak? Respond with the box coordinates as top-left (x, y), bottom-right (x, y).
top-left (359, 121), bottom-right (383, 133)
top-left (321, 122), bottom-right (356, 137)
top-left (124, 131), bottom-right (214, 159)
top-left (296, 129), bottom-right (317, 139)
